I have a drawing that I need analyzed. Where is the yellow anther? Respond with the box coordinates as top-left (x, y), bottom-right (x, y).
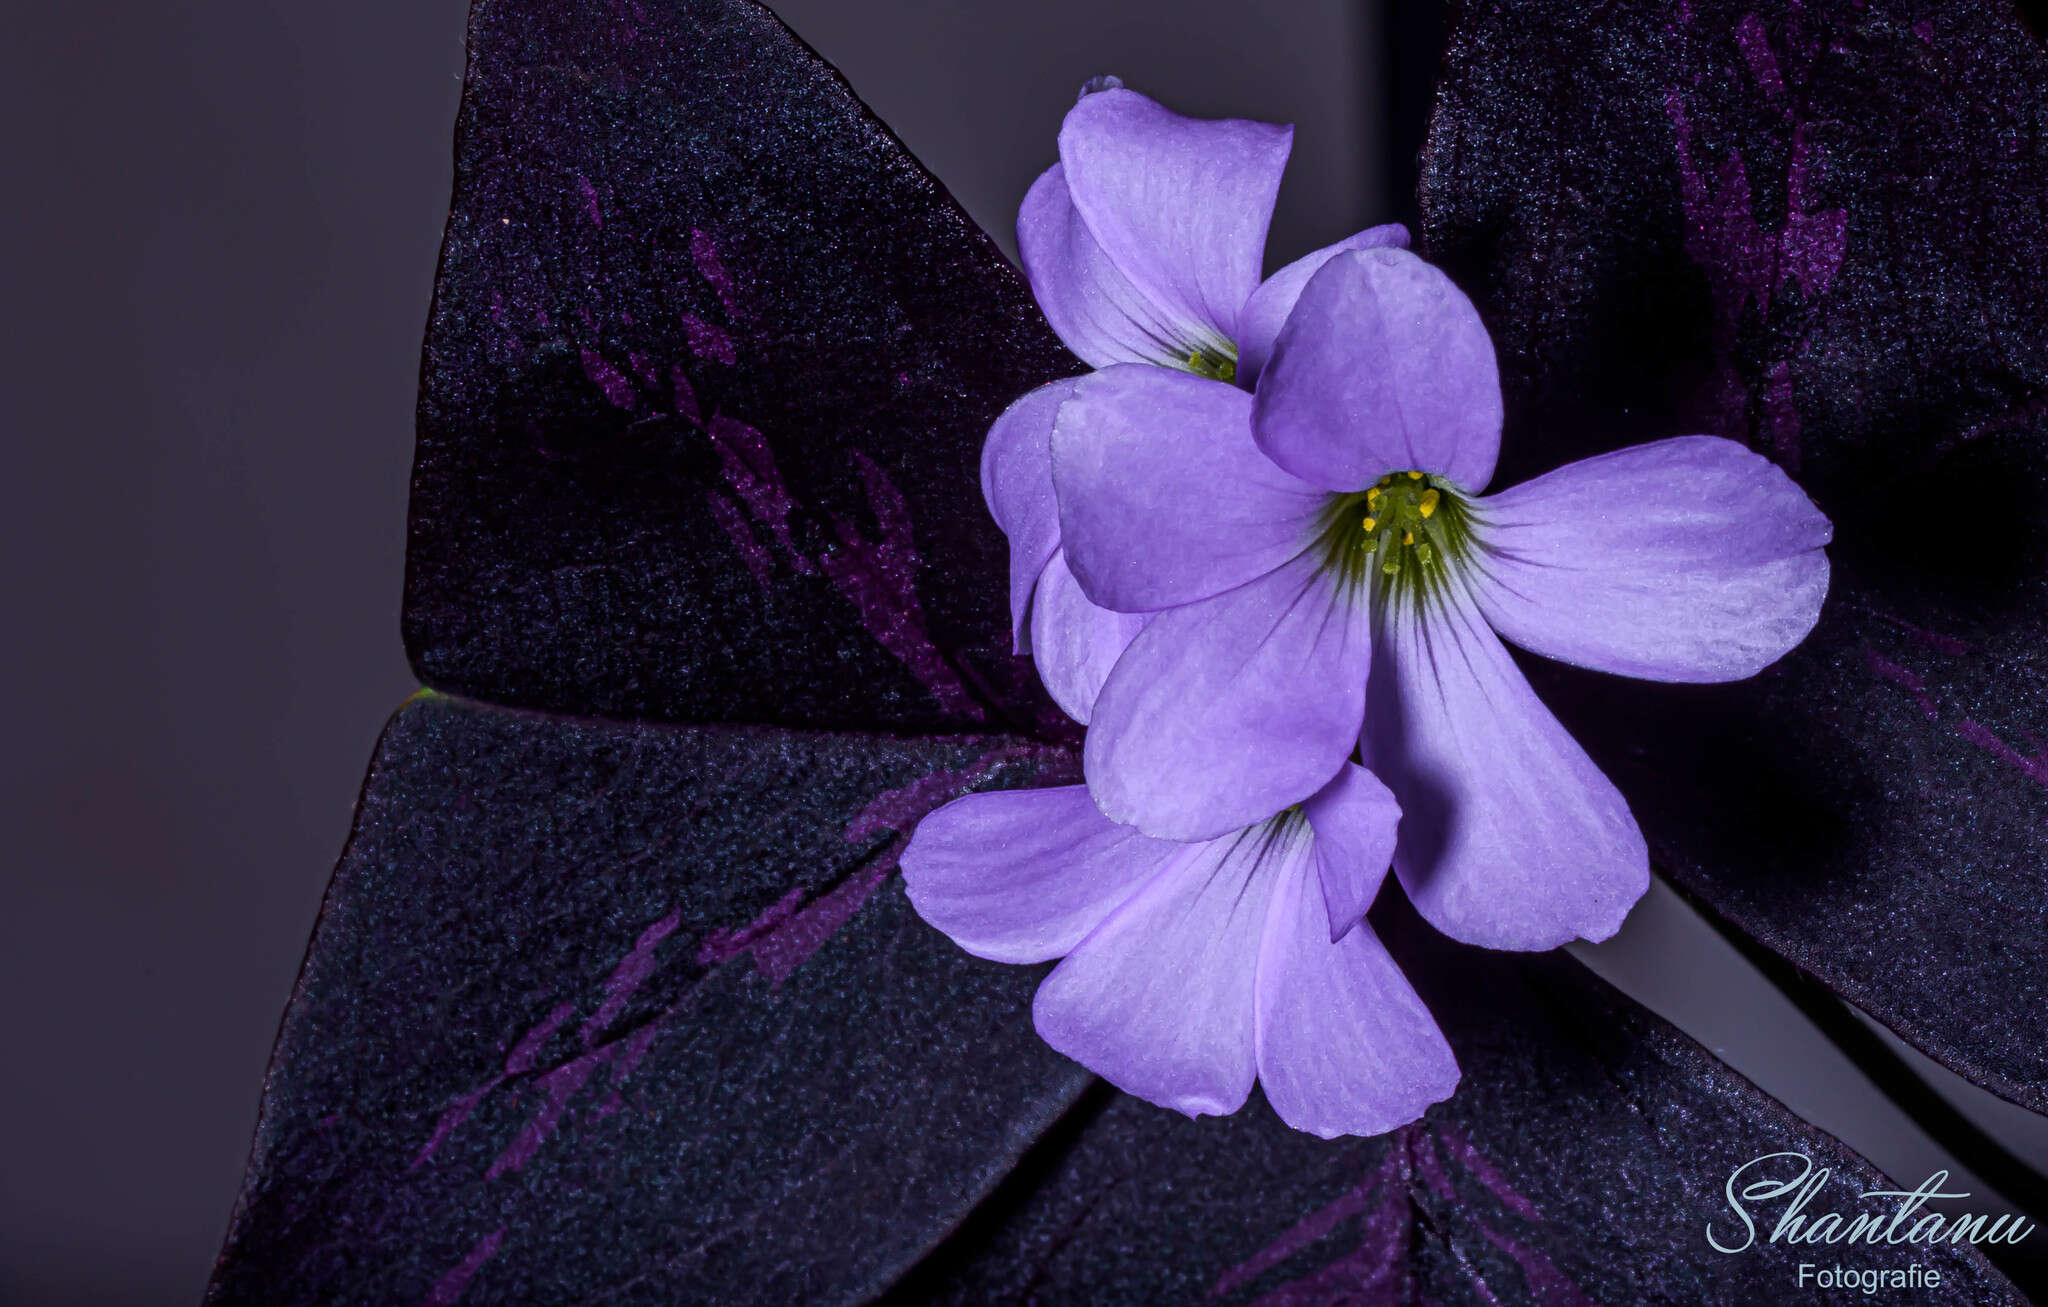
top-left (1419, 489), bottom-right (1440, 518)
top-left (1403, 530), bottom-right (1415, 545)
top-left (1407, 470), bottom-right (1423, 481)
top-left (1377, 476), bottom-right (1391, 488)
top-left (1361, 515), bottom-right (1378, 532)
top-left (1366, 486), bottom-right (1380, 503)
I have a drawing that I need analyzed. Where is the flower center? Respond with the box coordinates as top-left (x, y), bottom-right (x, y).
top-left (1314, 471), bottom-right (1478, 605)
top-left (1183, 346), bottom-right (1237, 384)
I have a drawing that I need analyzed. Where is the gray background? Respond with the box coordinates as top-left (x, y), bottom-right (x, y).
top-left (2, 3), bottom-right (2040, 1304)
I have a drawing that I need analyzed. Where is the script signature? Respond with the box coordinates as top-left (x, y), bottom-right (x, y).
top-left (1708, 1152), bottom-right (2034, 1254)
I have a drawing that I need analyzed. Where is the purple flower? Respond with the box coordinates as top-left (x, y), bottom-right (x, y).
top-left (901, 764), bottom-right (1458, 1137)
top-left (987, 83), bottom-right (1407, 722)
top-left (1054, 247), bottom-right (1834, 947)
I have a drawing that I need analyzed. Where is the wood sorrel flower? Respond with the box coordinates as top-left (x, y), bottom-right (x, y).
top-left (901, 765), bottom-right (1458, 1137)
top-left (987, 81), bottom-right (1407, 722)
top-left (1055, 246), bottom-right (1833, 947)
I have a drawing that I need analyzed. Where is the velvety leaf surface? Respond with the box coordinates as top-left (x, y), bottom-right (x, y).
top-left (205, 695), bottom-right (1090, 1307)
top-left (1420, 0), bottom-right (2048, 1109)
top-left (403, 0), bottom-right (1078, 735)
top-left (885, 897), bottom-right (2028, 1306)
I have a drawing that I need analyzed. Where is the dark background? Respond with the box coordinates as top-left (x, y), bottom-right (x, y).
top-left (2, 3), bottom-right (2041, 1304)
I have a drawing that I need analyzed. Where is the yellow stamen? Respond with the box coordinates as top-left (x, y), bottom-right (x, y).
top-left (1419, 489), bottom-right (1440, 518)
top-left (1377, 476), bottom-right (1391, 488)
top-left (1361, 515), bottom-right (1377, 532)
top-left (1366, 486), bottom-right (1380, 504)
top-left (1407, 470), bottom-right (1423, 481)
top-left (1403, 530), bottom-right (1415, 545)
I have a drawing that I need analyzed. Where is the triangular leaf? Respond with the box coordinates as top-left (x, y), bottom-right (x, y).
top-left (1420, 0), bottom-right (2048, 1110)
top-left (404, 0), bottom-right (1077, 734)
top-left (206, 695), bottom-right (1089, 1306)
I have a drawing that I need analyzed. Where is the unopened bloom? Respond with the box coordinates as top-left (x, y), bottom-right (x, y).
top-left (988, 81), bottom-right (1406, 721)
top-left (901, 765), bottom-right (1457, 1137)
top-left (1054, 247), bottom-right (1832, 947)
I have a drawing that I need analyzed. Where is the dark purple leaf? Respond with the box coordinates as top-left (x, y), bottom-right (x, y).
top-left (403, 0), bottom-right (1078, 735)
top-left (1419, 0), bottom-right (2048, 1110)
top-left (884, 896), bottom-right (2027, 1306)
top-left (206, 695), bottom-right (1089, 1307)
top-left (207, 698), bottom-right (2027, 1307)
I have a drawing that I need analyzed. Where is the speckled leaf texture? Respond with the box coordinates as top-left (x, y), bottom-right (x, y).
top-left (206, 697), bottom-right (1092, 1306)
top-left (205, 711), bottom-right (2027, 1307)
top-left (1420, 0), bottom-right (2048, 1111)
top-left (888, 901), bottom-right (2027, 1305)
top-left (206, 0), bottom-right (2034, 1302)
top-left (402, 0), bottom-right (1079, 735)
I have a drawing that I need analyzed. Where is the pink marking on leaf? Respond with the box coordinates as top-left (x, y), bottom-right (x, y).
top-left (581, 907), bottom-right (682, 1043)
top-left (693, 415), bottom-right (989, 718)
top-left (1669, 94), bottom-right (1772, 327)
top-left (748, 844), bottom-right (904, 986)
top-left (412, 912), bottom-right (696, 1178)
top-left (580, 1025), bottom-right (661, 1118)
top-left (1735, 14), bottom-right (1785, 95)
top-left (1250, 1180), bottom-right (1417, 1305)
top-left (505, 1003), bottom-right (578, 1072)
top-left (1666, 16), bottom-right (1848, 462)
top-left (1779, 206), bottom-right (1848, 298)
top-left (1478, 1228), bottom-right (1599, 1307)
top-left (1412, 1129), bottom-right (1457, 1201)
top-left (1436, 1122), bottom-right (1542, 1220)
top-left (1216, 1147), bottom-right (1401, 1299)
top-left (1780, 128), bottom-right (1847, 298)
top-left (703, 416), bottom-right (811, 571)
top-left (844, 744), bottom-right (1057, 842)
top-left (1855, 606), bottom-right (1971, 657)
top-left (576, 174), bottom-right (603, 228)
top-left (412, 1002), bottom-right (577, 1168)
top-left (412, 1084), bottom-right (497, 1171)
top-left (680, 313), bottom-right (737, 365)
top-left (626, 350), bottom-right (661, 389)
top-left (1959, 720), bottom-right (2048, 791)
top-left (696, 747), bottom-right (1056, 985)
top-left (671, 366), bottom-right (701, 425)
top-left (697, 855), bottom-right (905, 986)
top-left (421, 1227), bottom-right (506, 1306)
top-left (822, 453), bottom-right (984, 720)
top-left (691, 228), bottom-right (739, 313)
top-left (1664, 103), bottom-right (1764, 430)
top-left (580, 348), bottom-right (636, 410)
top-left (609, 1023), bottom-right (660, 1088)
top-left (1911, 19), bottom-right (1934, 42)
top-left (705, 492), bottom-right (775, 588)
top-left (1867, 649), bottom-right (1939, 721)
top-left (1221, 1126), bottom-right (1592, 1305)
top-left (486, 1049), bottom-right (610, 1179)
top-left (696, 886), bottom-right (807, 968)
